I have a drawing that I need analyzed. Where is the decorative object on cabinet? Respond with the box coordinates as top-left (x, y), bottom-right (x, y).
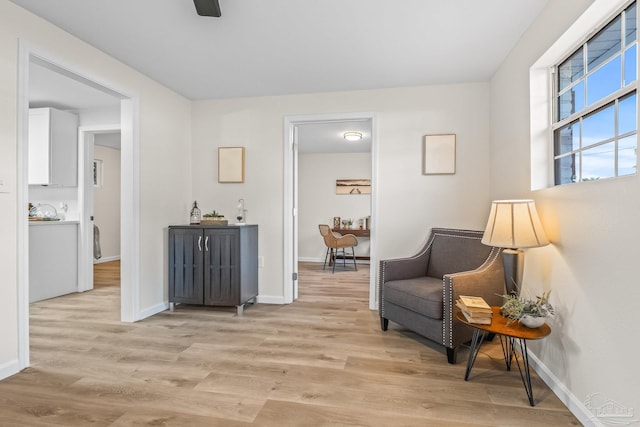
top-left (235, 198), bottom-right (246, 224)
top-left (190, 201), bottom-right (201, 225)
top-left (28, 107), bottom-right (79, 186)
top-left (201, 210), bottom-right (228, 225)
top-left (423, 134), bottom-right (456, 175)
top-left (218, 147), bottom-right (245, 183)
top-left (481, 200), bottom-right (549, 296)
top-left (168, 225), bottom-right (258, 315)
top-left (336, 179), bottom-right (371, 195)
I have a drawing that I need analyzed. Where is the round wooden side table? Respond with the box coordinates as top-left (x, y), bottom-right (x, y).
top-left (456, 306), bottom-right (551, 406)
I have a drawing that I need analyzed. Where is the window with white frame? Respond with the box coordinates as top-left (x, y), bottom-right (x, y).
top-left (553, 1), bottom-right (637, 185)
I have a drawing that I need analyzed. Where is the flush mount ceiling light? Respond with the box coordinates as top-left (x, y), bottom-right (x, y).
top-left (343, 132), bottom-right (363, 141)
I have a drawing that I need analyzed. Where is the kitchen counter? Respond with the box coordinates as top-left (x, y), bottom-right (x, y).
top-left (29, 219), bottom-right (79, 225)
top-left (29, 221), bottom-right (78, 302)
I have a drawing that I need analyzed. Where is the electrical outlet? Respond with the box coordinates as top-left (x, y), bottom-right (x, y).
top-left (0, 177), bottom-right (8, 193)
top-left (258, 256), bottom-right (264, 268)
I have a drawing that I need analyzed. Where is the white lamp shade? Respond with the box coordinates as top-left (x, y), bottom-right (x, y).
top-left (481, 200), bottom-right (549, 248)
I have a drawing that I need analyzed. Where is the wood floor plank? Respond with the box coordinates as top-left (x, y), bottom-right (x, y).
top-left (0, 260), bottom-right (580, 425)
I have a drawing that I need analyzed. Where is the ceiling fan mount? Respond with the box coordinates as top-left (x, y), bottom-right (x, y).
top-left (193, 0), bottom-right (221, 17)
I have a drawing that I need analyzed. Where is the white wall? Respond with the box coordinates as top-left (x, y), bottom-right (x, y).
top-left (0, 0), bottom-right (191, 378)
top-left (191, 82), bottom-right (492, 301)
top-left (93, 144), bottom-right (120, 261)
top-left (491, 0), bottom-right (639, 422)
top-left (298, 152), bottom-right (371, 260)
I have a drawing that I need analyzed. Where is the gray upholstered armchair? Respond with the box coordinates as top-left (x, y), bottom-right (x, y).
top-left (379, 228), bottom-right (505, 364)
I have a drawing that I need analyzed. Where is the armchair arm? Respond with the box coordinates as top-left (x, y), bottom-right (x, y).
top-left (442, 247), bottom-right (505, 349)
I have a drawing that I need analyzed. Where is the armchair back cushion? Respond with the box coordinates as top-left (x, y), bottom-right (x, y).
top-left (426, 233), bottom-right (493, 279)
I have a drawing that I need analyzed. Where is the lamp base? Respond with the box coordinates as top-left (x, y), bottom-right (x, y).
top-left (502, 249), bottom-right (524, 296)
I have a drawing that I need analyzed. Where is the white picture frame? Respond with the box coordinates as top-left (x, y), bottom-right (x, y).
top-left (423, 134), bottom-right (456, 175)
top-left (218, 147), bottom-right (245, 183)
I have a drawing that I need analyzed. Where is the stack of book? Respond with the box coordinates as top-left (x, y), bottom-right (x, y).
top-left (456, 295), bottom-right (492, 324)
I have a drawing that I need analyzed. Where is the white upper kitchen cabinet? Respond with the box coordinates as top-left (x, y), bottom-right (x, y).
top-left (28, 107), bottom-right (78, 186)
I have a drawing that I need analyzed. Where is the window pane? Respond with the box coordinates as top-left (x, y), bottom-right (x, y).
top-left (626, 2), bottom-right (637, 45)
top-left (618, 135), bottom-right (637, 176)
top-left (587, 55), bottom-right (622, 105)
top-left (555, 154), bottom-right (578, 185)
top-left (558, 81), bottom-right (584, 120)
top-left (619, 92), bottom-right (637, 135)
top-left (559, 49), bottom-right (584, 91)
top-left (582, 104), bottom-right (615, 147)
top-left (555, 122), bottom-right (580, 155)
top-left (624, 45), bottom-right (637, 85)
top-left (587, 16), bottom-right (621, 71)
top-left (582, 142), bottom-right (615, 180)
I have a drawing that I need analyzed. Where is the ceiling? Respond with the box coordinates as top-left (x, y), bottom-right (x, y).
top-left (14, 0), bottom-right (548, 154)
top-left (11, 0), bottom-right (548, 101)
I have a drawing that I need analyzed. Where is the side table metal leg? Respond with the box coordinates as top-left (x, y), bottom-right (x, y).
top-left (513, 339), bottom-right (536, 406)
top-left (464, 329), bottom-right (486, 381)
top-left (499, 335), bottom-right (516, 371)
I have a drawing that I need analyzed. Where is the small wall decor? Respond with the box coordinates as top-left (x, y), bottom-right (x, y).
top-left (93, 159), bottom-right (103, 187)
top-left (218, 146), bottom-right (245, 183)
top-left (336, 179), bottom-right (371, 195)
top-left (423, 134), bottom-right (456, 175)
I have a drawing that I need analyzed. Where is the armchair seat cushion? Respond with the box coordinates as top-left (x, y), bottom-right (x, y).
top-left (383, 277), bottom-right (444, 320)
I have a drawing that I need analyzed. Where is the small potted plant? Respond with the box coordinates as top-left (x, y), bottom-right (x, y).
top-left (201, 210), bottom-right (228, 226)
top-left (500, 290), bottom-right (554, 328)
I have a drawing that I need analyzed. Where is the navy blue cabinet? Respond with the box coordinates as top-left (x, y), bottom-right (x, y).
top-left (169, 225), bottom-right (258, 314)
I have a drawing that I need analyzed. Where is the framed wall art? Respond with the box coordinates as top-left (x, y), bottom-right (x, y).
top-left (423, 134), bottom-right (456, 175)
top-left (218, 146), bottom-right (245, 183)
top-left (336, 179), bottom-right (371, 195)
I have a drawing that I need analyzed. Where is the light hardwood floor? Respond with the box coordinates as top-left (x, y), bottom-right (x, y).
top-left (0, 262), bottom-right (580, 426)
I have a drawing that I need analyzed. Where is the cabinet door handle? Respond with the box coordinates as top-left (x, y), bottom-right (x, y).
top-left (198, 236), bottom-right (202, 251)
top-left (205, 236), bottom-right (209, 251)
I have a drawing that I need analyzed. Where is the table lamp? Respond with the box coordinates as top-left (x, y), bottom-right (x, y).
top-left (481, 200), bottom-right (549, 296)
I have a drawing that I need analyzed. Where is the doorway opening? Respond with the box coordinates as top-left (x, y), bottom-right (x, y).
top-left (283, 112), bottom-right (378, 310)
top-left (17, 46), bottom-right (140, 370)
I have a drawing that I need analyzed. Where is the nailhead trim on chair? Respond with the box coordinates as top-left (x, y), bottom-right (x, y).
top-left (442, 244), bottom-right (502, 349)
top-left (432, 229), bottom-right (485, 350)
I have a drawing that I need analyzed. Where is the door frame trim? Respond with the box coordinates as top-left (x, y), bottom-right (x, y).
top-left (283, 112), bottom-right (378, 309)
top-left (16, 42), bottom-right (141, 371)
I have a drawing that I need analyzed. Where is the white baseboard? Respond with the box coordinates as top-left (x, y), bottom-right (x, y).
top-left (256, 295), bottom-right (286, 304)
top-left (138, 301), bottom-right (169, 320)
top-left (527, 350), bottom-right (603, 427)
top-left (94, 255), bottom-right (120, 264)
top-left (0, 359), bottom-right (20, 381)
top-left (298, 257), bottom-right (323, 263)
top-left (298, 257), bottom-right (370, 264)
